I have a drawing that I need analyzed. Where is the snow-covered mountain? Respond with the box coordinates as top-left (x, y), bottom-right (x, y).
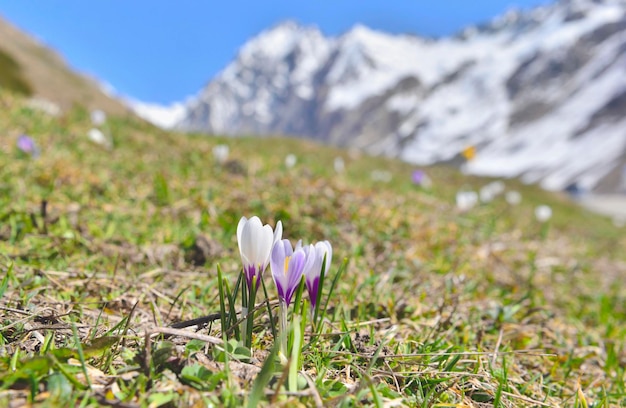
top-left (176, 0), bottom-right (626, 193)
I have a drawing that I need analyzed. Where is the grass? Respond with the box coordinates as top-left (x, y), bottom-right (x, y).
top-left (0, 48), bottom-right (32, 96)
top-left (0, 88), bottom-right (625, 407)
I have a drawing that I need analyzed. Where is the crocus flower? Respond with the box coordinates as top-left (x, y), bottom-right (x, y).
top-left (479, 185), bottom-right (495, 203)
top-left (90, 109), bottom-right (107, 126)
top-left (302, 241), bottom-right (332, 311)
top-left (212, 144), bottom-right (229, 164)
top-left (412, 170), bottom-right (432, 188)
top-left (16, 135), bottom-right (39, 157)
top-left (505, 190), bottom-right (522, 205)
top-left (489, 181), bottom-right (505, 196)
top-left (237, 216), bottom-right (282, 290)
top-left (456, 190), bottom-right (478, 212)
top-left (88, 128), bottom-right (111, 149)
top-left (334, 157), bottom-right (345, 173)
top-left (285, 154), bottom-right (297, 168)
top-left (412, 170), bottom-right (425, 185)
top-left (270, 239), bottom-right (307, 306)
top-left (535, 205), bottom-right (552, 222)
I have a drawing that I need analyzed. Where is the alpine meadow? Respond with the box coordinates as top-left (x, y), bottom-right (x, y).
top-left (2, 1), bottom-right (626, 406)
top-left (1, 88), bottom-right (625, 406)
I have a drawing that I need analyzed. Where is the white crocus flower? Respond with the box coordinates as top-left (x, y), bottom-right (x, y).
top-left (535, 205), bottom-right (552, 222)
top-left (479, 185), bottom-right (495, 203)
top-left (505, 190), bottom-right (522, 205)
top-left (212, 144), bottom-right (229, 164)
top-left (456, 190), bottom-right (478, 212)
top-left (90, 109), bottom-right (107, 126)
top-left (88, 128), bottom-right (112, 149)
top-left (334, 157), bottom-right (345, 173)
top-left (237, 216), bottom-right (283, 290)
top-left (285, 154), bottom-right (297, 168)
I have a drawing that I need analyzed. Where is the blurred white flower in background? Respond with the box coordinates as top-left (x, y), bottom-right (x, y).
top-left (535, 205), bottom-right (553, 222)
top-left (88, 128), bottom-right (111, 149)
top-left (479, 180), bottom-right (506, 203)
top-left (212, 144), bottom-right (229, 164)
top-left (285, 154), bottom-right (297, 168)
top-left (505, 190), bottom-right (522, 205)
top-left (489, 181), bottom-right (505, 195)
top-left (334, 157), bottom-right (345, 173)
top-left (479, 185), bottom-right (496, 203)
top-left (456, 190), bottom-right (478, 212)
top-left (90, 109), bottom-right (107, 126)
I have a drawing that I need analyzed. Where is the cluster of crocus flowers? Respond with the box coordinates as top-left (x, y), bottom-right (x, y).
top-left (236, 215), bottom-right (332, 355)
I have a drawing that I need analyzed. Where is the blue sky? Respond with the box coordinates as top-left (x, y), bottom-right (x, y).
top-left (0, 1), bottom-right (552, 105)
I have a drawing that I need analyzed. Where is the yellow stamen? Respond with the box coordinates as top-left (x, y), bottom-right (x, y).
top-left (284, 256), bottom-right (291, 276)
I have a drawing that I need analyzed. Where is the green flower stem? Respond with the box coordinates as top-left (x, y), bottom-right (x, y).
top-left (279, 299), bottom-right (288, 359)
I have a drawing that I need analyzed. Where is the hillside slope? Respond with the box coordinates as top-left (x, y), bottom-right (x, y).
top-left (0, 15), bottom-right (127, 115)
top-left (0, 90), bottom-right (625, 405)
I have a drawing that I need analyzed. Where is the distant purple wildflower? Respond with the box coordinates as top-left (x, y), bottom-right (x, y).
top-left (16, 135), bottom-right (39, 157)
top-left (412, 170), bottom-right (432, 188)
top-left (412, 170), bottom-right (425, 185)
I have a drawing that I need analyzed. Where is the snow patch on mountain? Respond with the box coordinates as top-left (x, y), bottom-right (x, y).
top-left (130, 100), bottom-right (187, 129)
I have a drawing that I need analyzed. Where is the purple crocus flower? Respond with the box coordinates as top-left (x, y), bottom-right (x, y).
top-left (302, 241), bottom-right (332, 311)
top-left (17, 135), bottom-right (39, 157)
top-left (412, 170), bottom-right (425, 185)
top-left (270, 239), bottom-right (307, 306)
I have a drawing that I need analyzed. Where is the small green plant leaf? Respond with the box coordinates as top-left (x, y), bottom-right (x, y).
top-left (180, 363), bottom-right (225, 391)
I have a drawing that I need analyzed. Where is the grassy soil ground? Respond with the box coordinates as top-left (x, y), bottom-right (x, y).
top-left (0, 90), bottom-right (625, 407)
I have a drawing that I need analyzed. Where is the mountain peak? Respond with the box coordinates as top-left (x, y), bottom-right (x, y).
top-left (239, 20), bottom-right (325, 62)
top-left (176, 1), bottom-right (626, 193)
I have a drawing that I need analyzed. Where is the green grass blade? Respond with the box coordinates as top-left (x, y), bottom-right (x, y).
top-left (0, 262), bottom-right (13, 299)
top-left (217, 264), bottom-right (228, 338)
top-left (261, 276), bottom-right (277, 339)
top-left (247, 341), bottom-right (278, 408)
top-left (320, 257), bottom-right (348, 324)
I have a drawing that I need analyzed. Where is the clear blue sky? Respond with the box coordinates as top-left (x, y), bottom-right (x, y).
top-left (0, 0), bottom-right (552, 105)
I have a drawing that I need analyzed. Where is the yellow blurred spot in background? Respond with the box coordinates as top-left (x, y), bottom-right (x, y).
top-left (462, 145), bottom-right (476, 161)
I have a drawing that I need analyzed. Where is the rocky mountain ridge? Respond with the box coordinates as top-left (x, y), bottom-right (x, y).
top-left (173, 0), bottom-right (626, 193)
